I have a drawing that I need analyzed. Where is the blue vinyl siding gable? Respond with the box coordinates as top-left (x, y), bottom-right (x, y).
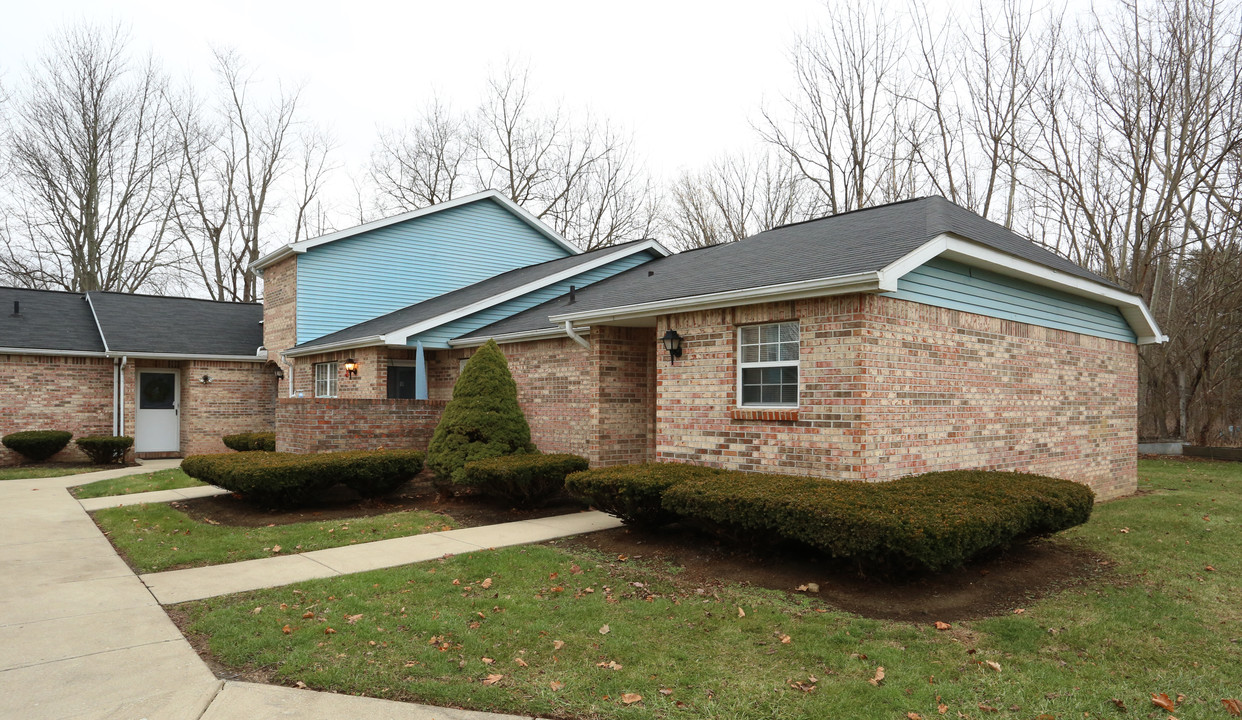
top-left (885, 257), bottom-right (1137, 343)
top-left (296, 199), bottom-right (571, 344)
top-left (409, 252), bottom-right (659, 348)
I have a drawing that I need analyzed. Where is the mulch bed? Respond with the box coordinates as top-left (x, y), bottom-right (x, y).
top-left (556, 523), bottom-right (1112, 623)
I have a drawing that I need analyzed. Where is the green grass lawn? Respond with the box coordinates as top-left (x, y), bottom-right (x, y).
top-left (95, 504), bottom-right (457, 573)
top-left (72, 467), bottom-right (206, 498)
top-left (0, 465), bottom-right (107, 481)
top-left (178, 459), bottom-right (1242, 719)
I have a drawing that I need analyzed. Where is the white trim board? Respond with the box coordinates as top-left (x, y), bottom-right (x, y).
top-left (252, 190), bottom-right (580, 273)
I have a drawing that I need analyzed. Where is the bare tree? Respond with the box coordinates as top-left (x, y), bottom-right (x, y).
top-left (170, 49), bottom-right (330, 301)
top-left (370, 96), bottom-right (467, 214)
top-left (1, 24), bottom-right (180, 293)
top-left (759, 3), bottom-right (910, 213)
top-left (666, 151), bottom-right (813, 249)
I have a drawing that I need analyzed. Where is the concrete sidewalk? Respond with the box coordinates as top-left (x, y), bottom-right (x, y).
top-left (0, 461), bottom-right (606, 719)
top-left (142, 511), bottom-right (622, 603)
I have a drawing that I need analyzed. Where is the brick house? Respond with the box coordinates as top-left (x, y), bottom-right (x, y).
top-left (4, 191), bottom-right (1162, 499)
top-left (0, 288), bottom-right (271, 464)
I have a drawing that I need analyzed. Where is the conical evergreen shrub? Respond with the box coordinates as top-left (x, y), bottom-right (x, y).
top-left (426, 339), bottom-right (536, 486)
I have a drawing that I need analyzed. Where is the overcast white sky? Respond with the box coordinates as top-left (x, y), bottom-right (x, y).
top-left (1, 0), bottom-right (825, 195)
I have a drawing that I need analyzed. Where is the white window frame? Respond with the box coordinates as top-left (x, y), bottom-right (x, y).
top-left (314, 361), bottom-right (338, 398)
top-left (736, 321), bottom-right (800, 408)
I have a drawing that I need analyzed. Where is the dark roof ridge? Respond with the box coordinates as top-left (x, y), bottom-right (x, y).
top-left (761, 195), bottom-right (933, 235)
top-left (88, 289), bottom-right (262, 306)
top-left (0, 285), bottom-right (87, 298)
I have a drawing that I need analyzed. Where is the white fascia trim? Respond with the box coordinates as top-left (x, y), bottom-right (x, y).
top-left (83, 293), bottom-right (111, 353)
top-left (880, 234), bottom-right (1166, 345)
top-left (251, 190), bottom-right (580, 273)
top-left (282, 336), bottom-right (386, 358)
top-left (0, 346), bottom-right (109, 358)
top-left (108, 351), bottom-right (270, 362)
top-left (547, 272), bottom-right (885, 325)
top-left (378, 239), bottom-right (669, 346)
top-left (448, 326), bottom-right (591, 348)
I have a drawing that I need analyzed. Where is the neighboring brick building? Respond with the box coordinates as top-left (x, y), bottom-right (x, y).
top-left (0, 287), bottom-right (273, 465)
top-left (5, 193), bottom-right (1162, 499)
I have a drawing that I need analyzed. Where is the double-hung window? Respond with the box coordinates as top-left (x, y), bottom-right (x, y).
top-left (314, 362), bottom-right (338, 398)
top-left (738, 321), bottom-right (799, 407)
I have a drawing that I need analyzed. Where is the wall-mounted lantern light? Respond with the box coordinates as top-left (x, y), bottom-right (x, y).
top-left (200, 374), bottom-right (212, 384)
top-left (661, 329), bottom-right (684, 364)
top-left (343, 358), bottom-right (359, 378)
top-left (274, 367), bottom-right (285, 380)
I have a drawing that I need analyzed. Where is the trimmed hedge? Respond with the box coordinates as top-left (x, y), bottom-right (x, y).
top-left (222, 432), bottom-right (276, 452)
top-left (181, 449), bottom-right (425, 507)
top-left (461, 453), bottom-right (589, 508)
top-left (662, 469), bottom-right (1095, 572)
top-left (565, 462), bottom-right (726, 526)
top-left (1, 430), bottom-right (73, 462)
top-left (427, 339), bottom-right (536, 489)
top-left (75, 435), bottom-right (133, 465)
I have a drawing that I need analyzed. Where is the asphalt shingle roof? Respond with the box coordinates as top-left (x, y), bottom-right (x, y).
top-left (293, 239), bottom-right (658, 350)
top-left (460, 196), bottom-right (1120, 340)
top-left (87, 292), bottom-right (264, 356)
top-left (0, 287), bottom-right (106, 353)
top-left (0, 286), bottom-right (263, 357)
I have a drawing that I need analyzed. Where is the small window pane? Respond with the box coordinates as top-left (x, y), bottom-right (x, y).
top-left (761, 324), bottom-right (779, 344)
top-left (740, 326), bottom-right (759, 345)
top-left (741, 345), bottom-right (759, 363)
top-left (781, 367), bottom-right (798, 384)
top-left (779, 342), bottom-right (798, 362)
top-left (742, 367), bottom-right (761, 385)
top-left (761, 385), bottom-right (781, 403)
top-left (761, 367), bottom-right (781, 384)
top-left (781, 385), bottom-right (798, 403)
top-left (780, 323), bottom-right (799, 342)
top-left (760, 343), bottom-right (778, 362)
top-left (742, 385), bottom-right (761, 403)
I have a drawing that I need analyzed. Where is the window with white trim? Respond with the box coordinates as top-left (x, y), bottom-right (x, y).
top-left (738, 321), bottom-right (799, 407)
top-left (314, 362), bottom-right (338, 398)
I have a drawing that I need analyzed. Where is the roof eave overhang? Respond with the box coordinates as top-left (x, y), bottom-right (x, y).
top-left (878, 233), bottom-right (1166, 345)
top-left (282, 336), bottom-right (386, 358)
top-left (449, 326), bottom-right (592, 348)
top-left (250, 190), bottom-right (583, 274)
top-left (547, 272), bottom-right (886, 326)
top-left (378, 238), bottom-right (670, 346)
top-left (0, 347), bottom-right (108, 358)
top-left (108, 351), bottom-right (269, 362)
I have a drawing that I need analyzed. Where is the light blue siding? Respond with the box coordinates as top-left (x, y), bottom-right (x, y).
top-left (409, 251), bottom-right (658, 348)
top-left (296, 199), bottom-right (571, 344)
top-left (885, 258), bottom-right (1136, 342)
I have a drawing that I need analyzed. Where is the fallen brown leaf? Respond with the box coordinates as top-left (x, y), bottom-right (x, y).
top-left (907, 713), bottom-right (923, 719)
top-left (985, 660), bottom-right (1002, 673)
top-left (868, 666), bottom-right (885, 686)
top-left (482, 673), bottom-right (503, 686)
top-left (550, 681), bottom-right (565, 691)
top-left (978, 703), bottom-right (998, 712)
top-left (281, 624), bottom-right (292, 634)
top-left (324, 627), bottom-right (335, 635)
top-left (271, 544), bottom-right (281, 553)
top-left (514, 658), bottom-right (528, 667)
top-left (596, 660), bottom-right (623, 670)
top-left (738, 607), bottom-right (746, 618)
top-left (345, 613), bottom-right (363, 624)
top-left (480, 577), bottom-right (493, 589)
top-left (1222, 698), bottom-right (1242, 716)
top-left (553, 640), bottom-right (565, 650)
top-left (938, 703), bottom-right (948, 714)
top-left (934, 621), bottom-right (952, 630)
top-left (1012, 608), bottom-right (1025, 614)
top-left (599, 624), bottom-right (610, 635)
top-left (621, 693), bottom-right (642, 705)
top-left (659, 688), bottom-right (674, 696)
top-left (481, 657), bottom-right (494, 665)
top-left (1111, 697), bottom-right (1128, 712)
top-left (301, 611), bottom-right (314, 619)
top-left (1151, 693), bottom-right (1176, 712)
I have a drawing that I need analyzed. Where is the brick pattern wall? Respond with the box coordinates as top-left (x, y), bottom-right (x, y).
top-left (856, 294), bottom-right (1137, 498)
top-left (655, 294), bottom-right (1138, 500)
top-left (260, 256), bottom-right (297, 398)
top-left (276, 398), bottom-right (445, 453)
top-left (590, 326), bottom-right (656, 465)
top-left (180, 360), bottom-right (276, 456)
top-left (0, 353), bottom-right (115, 465)
top-left (503, 337), bottom-right (594, 458)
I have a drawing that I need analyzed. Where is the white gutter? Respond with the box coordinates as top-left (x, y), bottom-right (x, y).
top-left (548, 272), bottom-right (884, 325)
top-left (108, 351), bottom-right (269, 362)
top-left (449, 326), bottom-right (592, 348)
top-left (118, 355), bottom-right (127, 436)
top-left (112, 358), bottom-right (120, 435)
top-left (282, 335), bottom-right (386, 358)
top-left (564, 320), bottom-right (591, 349)
top-left (0, 347), bottom-right (108, 358)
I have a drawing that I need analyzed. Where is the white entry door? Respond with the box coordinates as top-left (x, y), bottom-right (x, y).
top-left (135, 370), bottom-right (180, 453)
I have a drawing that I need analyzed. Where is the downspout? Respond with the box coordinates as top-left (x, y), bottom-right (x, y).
top-left (564, 320), bottom-right (590, 349)
top-left (280, 352), bottom-right (295, 398)
top-left (112, 358), bottom-right (120, 435)
top-left (118, 356), bottom-right (128, 436)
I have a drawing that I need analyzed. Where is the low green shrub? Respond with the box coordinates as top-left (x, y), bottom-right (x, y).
top-left (565, 462), bottom-right (726, 526)
top-left (2, 430), bottom-right (73, 462)
top-left (181, 449), bottom-right (424, 507)
top-left (74, 435), bottom-right (133, 465)
top-left (461, 453), bottom-right (588, 508)
top-left (222, 432), bottom-right (276, 452)
top-left (661, 469), bottom-right (1095, 572)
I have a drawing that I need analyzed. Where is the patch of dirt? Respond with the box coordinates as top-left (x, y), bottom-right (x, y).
top-left (173, 470), bottom-right (588, 529)
top-left (560, 524), bottom-right (1113, 622)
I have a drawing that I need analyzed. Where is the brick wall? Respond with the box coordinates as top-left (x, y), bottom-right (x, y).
top-left (655, 294), bottom-right (1138, 500)
top-left (261, 256), bottom-right (297, 397)
top-left (180, 360), bottom-right (276, 456)
top-left (276, 397), bottom-right (445, 453)
top-left (0, 353), bottom-right (115, 465)
top-left (503, 337), bottom-right (594, 458)
top-left (590, 326), bottom-right (656, 465)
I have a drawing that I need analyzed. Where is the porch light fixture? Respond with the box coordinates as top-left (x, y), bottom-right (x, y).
top-left (343, 358), bottom-right (359, 378)
top-left (661, 329), bottom-right (684, 364)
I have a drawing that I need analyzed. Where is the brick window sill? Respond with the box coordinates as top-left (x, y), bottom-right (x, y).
top-left (731, 408), bottom-right (800, 422)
